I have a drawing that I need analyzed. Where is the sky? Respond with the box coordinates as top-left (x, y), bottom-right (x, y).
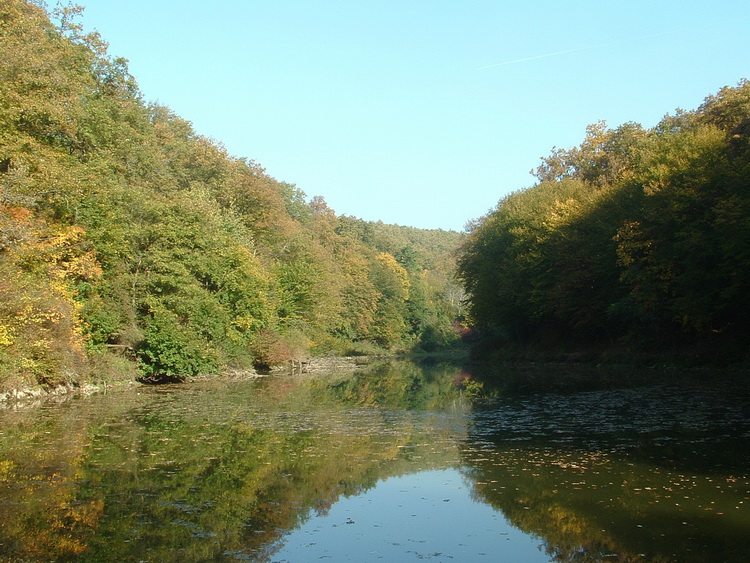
top-left (73, 0), bottom-right (749, 231)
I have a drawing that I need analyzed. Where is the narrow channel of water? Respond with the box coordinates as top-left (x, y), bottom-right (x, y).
top-left (0, 360), bottom-right (748, 562)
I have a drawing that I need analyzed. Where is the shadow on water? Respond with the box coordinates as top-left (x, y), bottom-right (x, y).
top-left (0, 359), bottom-right (747, 562)
top-left (460, 362), bottom-right (750, 562)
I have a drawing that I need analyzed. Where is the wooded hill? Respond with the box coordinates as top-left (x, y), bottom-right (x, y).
top-left (458, 80), bottom-right (750, 364)
top-left (0, 1), bottom-right (465, 389)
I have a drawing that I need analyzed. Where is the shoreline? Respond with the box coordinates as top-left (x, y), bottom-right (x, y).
top-left (0, 380), bottom-right (139, 410)
top-left (0, 355), bottom-right (392, 409)
top-left (2, 353), bottom-right (746, 410)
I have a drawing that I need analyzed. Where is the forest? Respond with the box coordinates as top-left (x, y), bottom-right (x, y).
top-left (2, 1), bottom-right (748, 397)
top-left (0, 0), bottom-right (465, 391)
top-left (458, 79), bottom-right (750, 364)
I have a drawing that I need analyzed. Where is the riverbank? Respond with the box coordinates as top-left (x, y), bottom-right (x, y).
top-left (8, 345), bottom-right (742, 411)
top-left (0, 380), bottom-right (139, 410)
top-left (0, 354), bottom-right (395, 409)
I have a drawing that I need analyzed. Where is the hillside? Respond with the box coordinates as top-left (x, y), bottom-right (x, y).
top-left (0, 1), bottom-right (465, 390)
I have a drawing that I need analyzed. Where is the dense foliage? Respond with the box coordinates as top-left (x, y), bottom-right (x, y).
top-left (458, 81), bottom-right (750, 362)
top-left (0, 1), bottom-right (465, 388)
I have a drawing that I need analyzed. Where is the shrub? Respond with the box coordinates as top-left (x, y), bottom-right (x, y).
top-left (250, 329), bottom-right (292, 371)
top-left (137, 306), bottom-right (217, 381)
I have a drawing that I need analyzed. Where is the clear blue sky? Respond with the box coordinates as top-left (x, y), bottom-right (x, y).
top-left (75, 0), bottom-right (749, 231)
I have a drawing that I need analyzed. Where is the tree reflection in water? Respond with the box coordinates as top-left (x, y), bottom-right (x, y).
top-left (0, 361), bottom-right (747, 562)
top-left (462, 371), bottom-right (750, 562)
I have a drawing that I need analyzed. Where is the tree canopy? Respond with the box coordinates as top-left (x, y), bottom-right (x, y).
top-left (458, 80), bottom-right (750, 363)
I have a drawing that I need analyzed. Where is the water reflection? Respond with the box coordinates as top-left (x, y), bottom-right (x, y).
top-left (0, 361), bottom-right (748, 562)
top-left (271, 468), bottom-right (549, 562)
top-left (463, 374), bottom-right (750, 562)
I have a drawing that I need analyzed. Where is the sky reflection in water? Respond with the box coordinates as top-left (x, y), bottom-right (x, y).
top-left (270, 468), bottom-right (548, 563)
top-left (0, 361), bottom-right (748, 562)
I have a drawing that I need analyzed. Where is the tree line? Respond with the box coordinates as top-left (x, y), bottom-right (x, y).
top-left (458, 80), bottom-right (750, 363)
top-left (0, 1), bottom-right (465, 388)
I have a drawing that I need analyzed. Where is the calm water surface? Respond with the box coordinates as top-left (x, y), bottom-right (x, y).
top-left (0, 360), bottom-right (748, 562)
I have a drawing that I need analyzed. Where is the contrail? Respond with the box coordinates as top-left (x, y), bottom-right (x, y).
top-left (477, 46), bottom-right (590, 70)
top-left (476, 22), bottom-right (743, 71)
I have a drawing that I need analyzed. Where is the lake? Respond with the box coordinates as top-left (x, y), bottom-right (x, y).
top-left (0, 360), bottom-right (748, 562)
